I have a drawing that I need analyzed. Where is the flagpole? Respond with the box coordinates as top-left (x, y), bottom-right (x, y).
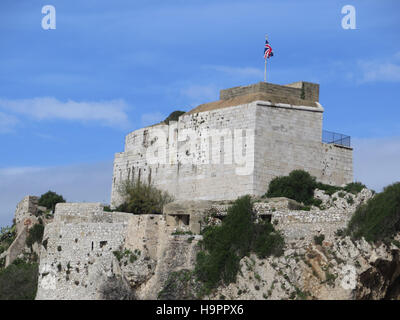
top-left (264, 58), bottom-right (267, 82)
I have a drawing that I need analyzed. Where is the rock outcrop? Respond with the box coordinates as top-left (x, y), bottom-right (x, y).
top-left (26, 187), bottom-right (400, 300)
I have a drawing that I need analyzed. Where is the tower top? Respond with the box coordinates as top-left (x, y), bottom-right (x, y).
top-left (219, 81), bottom-right (319, 102)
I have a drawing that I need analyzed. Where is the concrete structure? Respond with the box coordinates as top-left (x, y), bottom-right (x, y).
top-left (111, 81), bottom-right (353, 207)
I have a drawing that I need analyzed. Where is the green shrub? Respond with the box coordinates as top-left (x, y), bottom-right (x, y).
top-left (344, 182), bottom-right (366, 195)
top-left (346, 182), bottom-right (400, 242)
top-left (346, 196), bottom-right (354, 205)
top-left (26, 224), bottom-right (45, 248)
top-left (195, 195), bottom-right (284, 294)
top-left (0, 225), bottom-right (16, 254)
top-left (253, 223), bottom-right (284, 258)
top-left (163, 111), bottom-right (186, 125)
top-left (315, 182), bottom-right (342, 196)
top-left (338, 191), bottom-right (346, 198)
top-left (314, 234), bottom-right (325, 245)
top-left (116, 179), bottom-right (174, 214)
top-left (266, 170), bottom-right (316, 205)
top-left (0, 262), bottom-right (39, 299)
top-left (38, 191), bottom-right (66, 212)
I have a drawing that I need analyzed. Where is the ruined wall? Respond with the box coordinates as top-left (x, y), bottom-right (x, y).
top-left (36, 203), bottom-right (202, 300)
top-left (14, 196), bottom-right (38, 233)
top-left (36, 203), bottom-right (132, 300)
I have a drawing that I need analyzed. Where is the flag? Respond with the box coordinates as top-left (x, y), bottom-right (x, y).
top-left (264, 39), bottom-right (273, 59)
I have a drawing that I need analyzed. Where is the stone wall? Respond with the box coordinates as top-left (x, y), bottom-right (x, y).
top-left (220, 81), bottom-right (319, 102)
top-left (14, 196), bottom-right (38, 234)
top-left (111, 81), bottom-right (352, 206)
top-left (253, 102), bottom-right (353, 196)
top-left (36, 203), bottom-right (132, 300)
top-left (111, 102), bottom-right (258, 207)
top-left (36, 203), bottom-right (202, 300)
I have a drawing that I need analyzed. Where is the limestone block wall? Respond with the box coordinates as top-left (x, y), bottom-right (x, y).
top-left (220, 81), bottom-right (319, 102)
top-left (111, 90), bottom-right (352, 205)
top-left (111, 103), bottom-right (258, 207)
top-left (253, 102), bottom-right (352, 196)
top-left (36, 203), bottom-right (132, 300)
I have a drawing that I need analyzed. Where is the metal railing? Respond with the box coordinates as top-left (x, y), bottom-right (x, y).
top-left (322, 130), bottom-right (351, 147)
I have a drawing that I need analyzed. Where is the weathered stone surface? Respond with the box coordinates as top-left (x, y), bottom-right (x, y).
top-left (3, 196), bottom-right (48, 267)
top-left (208, 236), bottom-right (400, 300)
top-left (111, 81), bottom-right (352, 208)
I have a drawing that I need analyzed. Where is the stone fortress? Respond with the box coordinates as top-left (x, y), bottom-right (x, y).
top-left (111, 81), bottom-right (353, 207)
top-left (29, 81), bottom-right (361, 300)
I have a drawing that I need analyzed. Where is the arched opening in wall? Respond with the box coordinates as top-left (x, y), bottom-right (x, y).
top-left (138, 168), bottom-right (141, 182)
top-left (132, 166), bottom-right (135, 181)
top-left (127, 168), bottom-right (131, 181)
top-left (91, 242), bottom-right (94, 251)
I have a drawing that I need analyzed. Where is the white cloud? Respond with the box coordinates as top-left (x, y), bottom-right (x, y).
top-left (0, 167), bottom-right (44, 176)
top-left (0, 97), bottom-right (131, 128)
top-left (357, 53), bottom-right (400, 83)
top-left (0, 111), bottom-right (19, 133)
top-left (0, 161), bottom-right (113, 227)
top-left (353, 136), bottom-right (400, 192)
top-left (141, 112), bottom-right (165, 127)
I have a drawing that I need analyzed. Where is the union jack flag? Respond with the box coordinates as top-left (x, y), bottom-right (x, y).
top-left (264, 39), bottom-right (273, 59)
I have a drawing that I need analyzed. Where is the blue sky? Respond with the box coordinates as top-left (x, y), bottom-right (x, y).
top-left (1, 0), bottom-right (399, 226)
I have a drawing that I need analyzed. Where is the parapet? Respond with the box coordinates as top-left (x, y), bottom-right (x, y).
top-left (219, 81), bottom-right (319, 102)
top-left (53, 202), bottom-right (131, 224)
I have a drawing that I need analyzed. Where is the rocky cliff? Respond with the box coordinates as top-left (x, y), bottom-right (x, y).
top-left (3, 187), bottom-right (400, 300)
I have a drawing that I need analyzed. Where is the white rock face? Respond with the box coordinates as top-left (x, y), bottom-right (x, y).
top-left (208, 236), bottom-right (400, 300)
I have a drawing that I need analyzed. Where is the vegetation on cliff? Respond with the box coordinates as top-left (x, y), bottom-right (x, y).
top-left (163, 110), bottom-right (186, 124)
top-left (0, 225), bottom-right (16, 258)
top-left (0, 259), bottom-right (38, 300)
top-left (195, 195), bottom-right (284, 295)
top-left (116, 179), bottom-right (174, 214)
top-left (346, 182), bottom-right (400, 242)
top-left (38, 190), bottom-right (66, 212)
top-left (26, 223), bottom-right (45, 249)
top-left (265, 169), bottom-right (366, 207)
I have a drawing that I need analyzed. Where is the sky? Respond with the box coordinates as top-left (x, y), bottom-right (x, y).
top-left (0, 0), bottom-right (399, 227)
